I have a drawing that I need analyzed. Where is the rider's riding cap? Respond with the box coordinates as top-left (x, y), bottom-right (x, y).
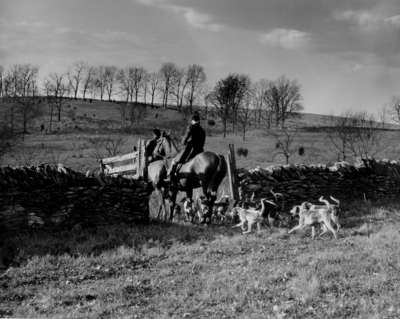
top-left (153, 128), bottom-right (161, 137)
top-left (192, 115), bottom-right (200, 122)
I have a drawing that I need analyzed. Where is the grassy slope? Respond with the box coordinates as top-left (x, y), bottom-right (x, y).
top-left (1, 198), bottom-right (400, 318)
top-left (2, 98), bottom-right (400, 170)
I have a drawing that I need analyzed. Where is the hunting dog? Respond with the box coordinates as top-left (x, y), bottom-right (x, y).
top-left (291, 196), bottom-right (342, 231)
top-left (212, 193), bottom-right (230, 223)
top-left (172, 204), bottom-right (181, 221)
top-left (289, 197), bottom-right (337, 240)
top-left (232, 198), bottom-right (277, 234)
top-left (229, 201), bottom-right (250, 225)
top-left (180, 197), bottom-right (196, 223)
top-left (196, 195), bottom-right (211, 223)
top-left (250, 190), bottom-right (286, 228)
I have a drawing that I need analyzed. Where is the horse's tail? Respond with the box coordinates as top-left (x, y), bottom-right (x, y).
top-left (207, 154), bottom-right (227, 194)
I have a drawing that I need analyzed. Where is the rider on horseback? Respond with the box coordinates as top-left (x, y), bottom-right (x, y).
top-left (165, 114), bottom-right (206, 187)
top-left (145, 128), bottom-right (162, 163)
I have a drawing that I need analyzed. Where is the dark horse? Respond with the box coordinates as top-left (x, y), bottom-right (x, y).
top-left (147, 132), bottom-right (227, 223)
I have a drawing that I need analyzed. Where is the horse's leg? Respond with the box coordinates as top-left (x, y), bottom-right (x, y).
top-left (168, 192), bottom-right (178, 221)
top-left (201, 186), bottom-right (216, 225)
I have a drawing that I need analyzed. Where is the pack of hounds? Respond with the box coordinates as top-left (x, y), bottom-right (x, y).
top-left (174, 190), bottom-right (342, 240)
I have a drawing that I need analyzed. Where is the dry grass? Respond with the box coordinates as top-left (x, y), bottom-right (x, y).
top-left (1, 198), bottom-right (400, 318)
top-left (3, 98), bottom-right (400, 171)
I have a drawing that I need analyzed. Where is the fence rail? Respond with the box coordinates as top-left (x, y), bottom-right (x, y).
top-left (99, 139), bottom-right (148, 181)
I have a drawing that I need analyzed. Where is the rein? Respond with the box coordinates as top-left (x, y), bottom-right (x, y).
top-left (154, 136), bottom-right (180, 160)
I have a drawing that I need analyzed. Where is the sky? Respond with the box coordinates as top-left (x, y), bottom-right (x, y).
top-left (1, 0), bottom-right (400, 116)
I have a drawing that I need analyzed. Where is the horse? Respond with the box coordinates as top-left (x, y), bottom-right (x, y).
top-left (147, 132), bottom-right (227, 224)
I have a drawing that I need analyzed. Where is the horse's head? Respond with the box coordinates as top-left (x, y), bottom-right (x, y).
top-left (153, 131), bottom-right (179, 159)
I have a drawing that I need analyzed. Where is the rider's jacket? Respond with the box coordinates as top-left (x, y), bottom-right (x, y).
top-left (182, 123), bottom-right (206, 149)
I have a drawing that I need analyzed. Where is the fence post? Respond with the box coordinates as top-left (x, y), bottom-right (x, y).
top-left (228, 144), bottom-right (240, 202)
top-left (99, 159), bottom-right (105, 174)
top-left (138, 139), bottom-right (148, 182)
top-left (136, 140), bottom-right (142, 180)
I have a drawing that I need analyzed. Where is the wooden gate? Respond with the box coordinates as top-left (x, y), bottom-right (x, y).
top-left (99, 139), bottom-right (148, 181)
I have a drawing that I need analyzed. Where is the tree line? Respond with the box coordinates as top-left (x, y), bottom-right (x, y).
top-left (0, 62), bottom-right (305, 139)
top-left (2, 61), bottom-right (399, 165)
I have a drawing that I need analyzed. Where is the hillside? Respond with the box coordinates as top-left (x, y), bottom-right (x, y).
top-left (1, 98), bottom-right (400, 172)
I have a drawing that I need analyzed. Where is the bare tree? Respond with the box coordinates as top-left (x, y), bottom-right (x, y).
top-left (90, 135), bottom-right (126, 158)
top-left (81, 65), bottom-right (97, 100)
top-left (118, 67), bottom-right (133, 102)
top-left (171, 67), bottom-right (189, 111)
top-left (268, 126), bottom-right (308, 164)
top-left (199, 83), bottom-right (213, 120)
top-left (7, 64), bottom-right (43, 139)
top-left (265, 76), bottom-right (304, 128)
top-left (324, 112), bottom-right (353, 162)
top-left (236, 87), bottom-right (256, 141)
top-left (148, 72), bottom-right (160, 108)
top-left (42, 77), bottom-right (55, 132)
top-left (186, 64), bottom-right (206, 113)
top-left (67, 61), bottom-right (87, 99)
top-left (95, 65), bottom-right (107, 101)
top-left (346, 111), bottom-right (393, 158)
top-left (142, 70), bottom-right (149, 105)
top-left (253, 79), bottom-right (271, 128)
top-left (159, 62), bottom-right (178, 109)
top-left (387, 95), bottom-right (400, 124)
top-left (47, 72), bottom-right (69, 124)
top-left (325, 110), bottom-right (394, 161)
top-left (104, 66), bottom-right (120, 101)
top-left (131, 67), bottom-right (146, 104)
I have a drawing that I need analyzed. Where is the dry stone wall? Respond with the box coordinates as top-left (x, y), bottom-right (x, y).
top-left (0, 164), bottom-right (149, 235)
top-left (237, 158), bottom-right (400, 210)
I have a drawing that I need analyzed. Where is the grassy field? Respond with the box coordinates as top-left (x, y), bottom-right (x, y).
top-left (2, 99), bottom-right (400, 318)
top-left (1, 198), bottom-right (400, 318)
top-left (0, 98), bottom-right (389, 172)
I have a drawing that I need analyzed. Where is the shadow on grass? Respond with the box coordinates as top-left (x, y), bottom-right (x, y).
top-left (0, 219), bottom-right (237, 270)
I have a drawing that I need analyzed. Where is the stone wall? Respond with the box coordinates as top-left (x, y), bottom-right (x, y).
top-left (237, 158), bottom-right (400, 210)
top-left (0, 164), bottom-right (149, 235)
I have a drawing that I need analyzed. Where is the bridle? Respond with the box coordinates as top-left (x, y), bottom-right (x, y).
top-left (154, 136), bottom-right (180, 160)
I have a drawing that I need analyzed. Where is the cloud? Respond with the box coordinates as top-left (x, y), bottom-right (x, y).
top-left (259, 29), bottom-right (311, 50)
top-left (182, 8), bottom-right (222, 32)
top-left (134, 0), bottom-right (222, 32)
top-left (0, 18), bottom-right (158, 75)
top-left (14, 21), bottom-right (50, 28)
top-left (386, 15), bottom-right (400, 27)
top-left (333, 10), bottom-right (382, 27)
top-left (352, 63), bottom-right (364, 72)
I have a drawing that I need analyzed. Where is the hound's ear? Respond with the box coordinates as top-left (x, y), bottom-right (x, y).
top-left (180, 197), bottom-right (187, 203)
top-left (162, 131), bottom-right (166, 137)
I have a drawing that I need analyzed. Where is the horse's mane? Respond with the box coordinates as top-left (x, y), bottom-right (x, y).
top-left (154, 132), bottom-right (180, 159)
top-left (164, 134), bottom-right (180, 154)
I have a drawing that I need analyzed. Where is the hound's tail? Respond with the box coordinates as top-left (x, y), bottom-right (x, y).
top-left (330, 196), bottom-right (340, 207)
top-left (319, 196), bottom-right (331, 211)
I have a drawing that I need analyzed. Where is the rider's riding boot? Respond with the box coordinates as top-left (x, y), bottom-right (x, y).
top-left (166, 163), bottom-right (178, 185)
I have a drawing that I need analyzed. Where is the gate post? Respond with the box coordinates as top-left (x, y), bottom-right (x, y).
top-left (227, 144), bottom-right (240, 202)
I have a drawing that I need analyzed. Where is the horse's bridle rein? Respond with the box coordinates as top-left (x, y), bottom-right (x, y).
top-left (154, 136), bottom-right (180, 160)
